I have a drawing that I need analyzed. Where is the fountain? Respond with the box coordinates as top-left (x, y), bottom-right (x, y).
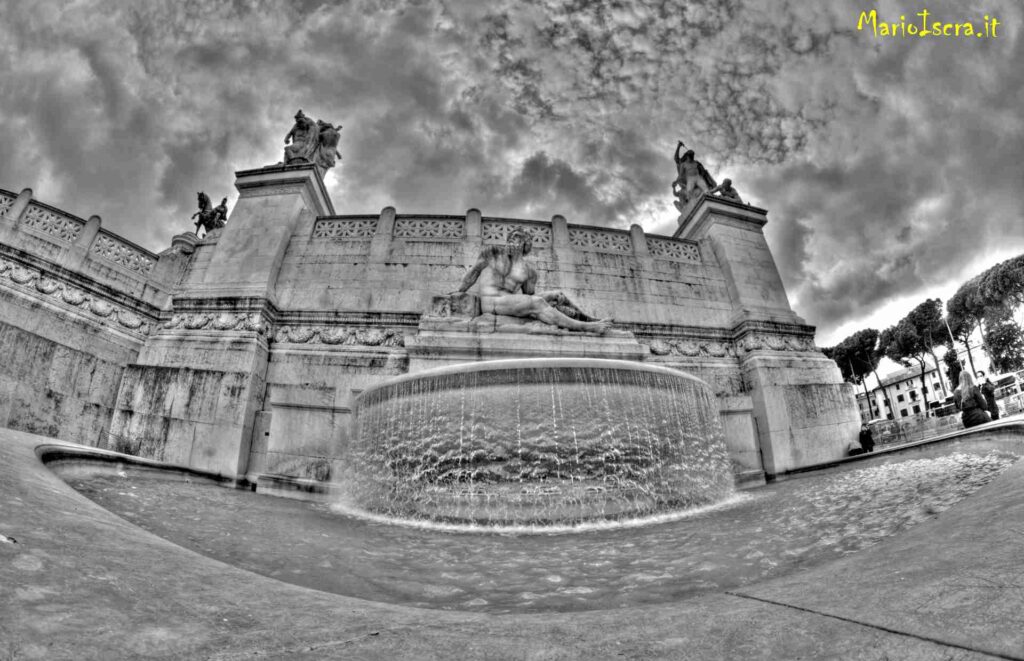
top-left (342, 358), bottom-right (735, 525)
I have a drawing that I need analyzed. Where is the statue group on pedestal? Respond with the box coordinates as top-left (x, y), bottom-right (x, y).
top-left (192, 192), bottom-right (228, 237)
top-left (672, 141), bottom-right (742, 211)
top-left (283, 109), bottom-right (342, 175)
top-left (455, 229), bottom-right (612, 334)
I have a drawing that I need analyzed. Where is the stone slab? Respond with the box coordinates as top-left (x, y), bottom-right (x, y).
top-left (2, 425), bottom-right (1021, 660)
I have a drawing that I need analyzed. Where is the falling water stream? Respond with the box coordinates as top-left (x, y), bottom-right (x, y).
top-left (341, 359), bottom-right (735, 525)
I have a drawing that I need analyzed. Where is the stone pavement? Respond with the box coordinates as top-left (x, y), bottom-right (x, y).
top-left (2, 424), bottom-right (1024, 660)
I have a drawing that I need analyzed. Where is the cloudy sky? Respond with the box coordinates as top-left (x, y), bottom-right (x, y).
top-left (1, 0), bottom-right (1021, 345)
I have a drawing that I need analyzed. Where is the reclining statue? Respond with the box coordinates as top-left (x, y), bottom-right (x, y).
top-left (457, 228), bottom-right (612, 334)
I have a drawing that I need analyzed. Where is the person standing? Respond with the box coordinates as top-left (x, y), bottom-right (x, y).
top-left (977, 371), bottom-right (1000, 421)
top-left (955, 371), bottom-right (992, 428)
top-left (858, 423), bottom-right (875, 453)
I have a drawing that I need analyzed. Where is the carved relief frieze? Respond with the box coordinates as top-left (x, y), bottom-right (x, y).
top-left (0, 257), bottom-right (152, 336)
top-left (737, 333), bottom-right (817, 353)
top-left (91, 234), bottom-right (155, 274)
top-left (162, 312), bottom-right (268, 335)
top-left (21, 203), bottom-right (84, 243)
top-left (643, 338), bottom-right (736, 358)
top-left (272, 325), bottom-right (405, 347)
top-left (481, 221), bottom-right (553, 247)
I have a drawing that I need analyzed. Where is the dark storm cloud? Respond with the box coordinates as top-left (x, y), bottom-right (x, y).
top-left (1, 0), bottom-right (1022, 343)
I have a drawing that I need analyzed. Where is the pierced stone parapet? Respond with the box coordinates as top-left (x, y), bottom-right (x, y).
top-left (0, 192), bottom-right (15, 218)
top-left (481, 220), bottom-right (552, 247)
top-left (393, 216), bottom-right (465, 240)
top-left (647, 236), bottom-right (700, 262)
top-left (21, 203), bottom-right (85, 242)
top-left (312, 216), bottom-right (378, 239)
top-left (91, 232), bottom-right (156, 274)
top-left (568, 227), bottom-right (631, 253)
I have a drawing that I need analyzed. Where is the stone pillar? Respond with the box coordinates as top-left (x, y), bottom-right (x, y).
top-left (551, 214), bottom-right (570, 247)
top-left (4, 188), bottom-right (33, 225)
top-left (674, 196), bottom-right (800, 325)
top-left (370, 207), bottom-right (396, 259)
top-left (66, 215), bottom-right (102, 269)
top-left (109, 164), bottom-right (336, 480)
top-left (629, 224), bottom-right (649, 256)
top-left (463, 208), bottom-right (483, 264)
top-left (676, 196), bottom-right (860, 475)
top-left (195, 164), bottom-right (334, 302)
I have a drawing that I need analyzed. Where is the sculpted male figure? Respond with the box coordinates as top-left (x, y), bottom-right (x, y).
top-left (672, 141), bottom-right (716, 209)
top-left (283, 110), bottom-right (318, 164)
top-left (708, 177), bottom-right (742, 203)
top-left (458, 229), bottom-right (612, 334)
top-left (312, 119), bottom-right (342, 174)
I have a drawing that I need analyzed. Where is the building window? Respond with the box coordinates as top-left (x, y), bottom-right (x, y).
top-left (922, 385), bottom-right (928, 394)
top-left (913, 404), bottom-right (921, 414)
top-left (900, 409), bottom-right (908, 417)
top-left (897, 394), bottom-right (905, 402)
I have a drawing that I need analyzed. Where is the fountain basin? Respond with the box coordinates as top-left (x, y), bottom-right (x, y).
top-left (344, 358), bottom-right (735, 525)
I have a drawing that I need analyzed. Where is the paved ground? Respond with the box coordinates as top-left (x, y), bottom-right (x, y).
top-left (2, 423), bottom-right (1024, 660)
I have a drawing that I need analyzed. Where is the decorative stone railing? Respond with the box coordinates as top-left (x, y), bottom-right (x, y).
top-left (0, 188), bottom-right (165, 295)
top-left (481, 219), bottom-right (553, 247)
top-left (646, 235), bottom-right (701, 263)
top-left (20, 201), bottom-right (86, 244)
top-left (310, 209), bottom-right (700, 262)
top-left (311, 215), bottom-right (378, 239)
top-left (90, 230), bottom-right (157, 275)
top-left (393, 215), bottom-right (465, 240)
top-left (567, 226), bottom-right (632, 254)
top-left (0, 190), bottom-right (16, 219)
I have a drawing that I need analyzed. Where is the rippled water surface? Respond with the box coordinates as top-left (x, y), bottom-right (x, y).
top-left (65, 444), bottom-right (1019, 614)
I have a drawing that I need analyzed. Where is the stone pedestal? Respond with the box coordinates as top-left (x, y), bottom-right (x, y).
top-left (108, 165), bottom-right (331, 478)
top-left (193, 164), bottom-right (333, 302)
top-left (407, 293), bottom-right (647, 372)
top-left (677, 196), bottom-right (861, 475)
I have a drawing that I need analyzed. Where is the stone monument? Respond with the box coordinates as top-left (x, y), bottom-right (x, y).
top-left (0, 116), bottom-right (860, 496)
top-left (283, 110), bottom-right (342, 177)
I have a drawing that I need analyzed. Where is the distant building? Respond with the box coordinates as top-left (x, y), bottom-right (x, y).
top-left (855, 360), bottom-right (949, 422)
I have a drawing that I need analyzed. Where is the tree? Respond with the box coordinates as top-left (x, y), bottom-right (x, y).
top-left (824, 328), bottom-right (893, 419)
top-left (879, 307), bottom-right (940, 414)
top-left (983, 304), bottom-right (1024, 373)
top-left (903, 299), bottom-right (949, 397)
top-left (947, 256), bottom-right (1024, 375)
top-left (942, 337), bottom-right (963, 387)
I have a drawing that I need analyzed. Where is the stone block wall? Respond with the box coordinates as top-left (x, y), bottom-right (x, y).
top-left (0, 321), bottom-right (125, 445)
top-left (0, 169), bottom-right (860, 486)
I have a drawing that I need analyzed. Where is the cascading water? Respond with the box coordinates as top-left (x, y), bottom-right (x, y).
top-left (341, 358), bottom-right (735, 526)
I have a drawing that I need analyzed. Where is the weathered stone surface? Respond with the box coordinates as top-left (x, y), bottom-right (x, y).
top-left (0, 179), bottom-right (859, 484)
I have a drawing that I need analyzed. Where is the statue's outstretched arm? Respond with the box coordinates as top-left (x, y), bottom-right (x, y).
top-left (457, 251), bottom-right (489, 293)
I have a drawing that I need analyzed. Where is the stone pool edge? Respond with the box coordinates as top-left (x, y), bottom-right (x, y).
top-left (2, 424), bottom-right (1024, 660)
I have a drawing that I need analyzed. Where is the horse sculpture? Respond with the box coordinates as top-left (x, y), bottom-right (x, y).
top-left (192, 192), bottom-right (228, 237)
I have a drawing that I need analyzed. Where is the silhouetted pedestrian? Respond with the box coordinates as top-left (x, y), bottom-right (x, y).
top-left (858, 424), bottom-right (875, 453)
top-left (955, 371), bottom-right (992, 428)
top-left (977, 371), bottom-right (1000, 421)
